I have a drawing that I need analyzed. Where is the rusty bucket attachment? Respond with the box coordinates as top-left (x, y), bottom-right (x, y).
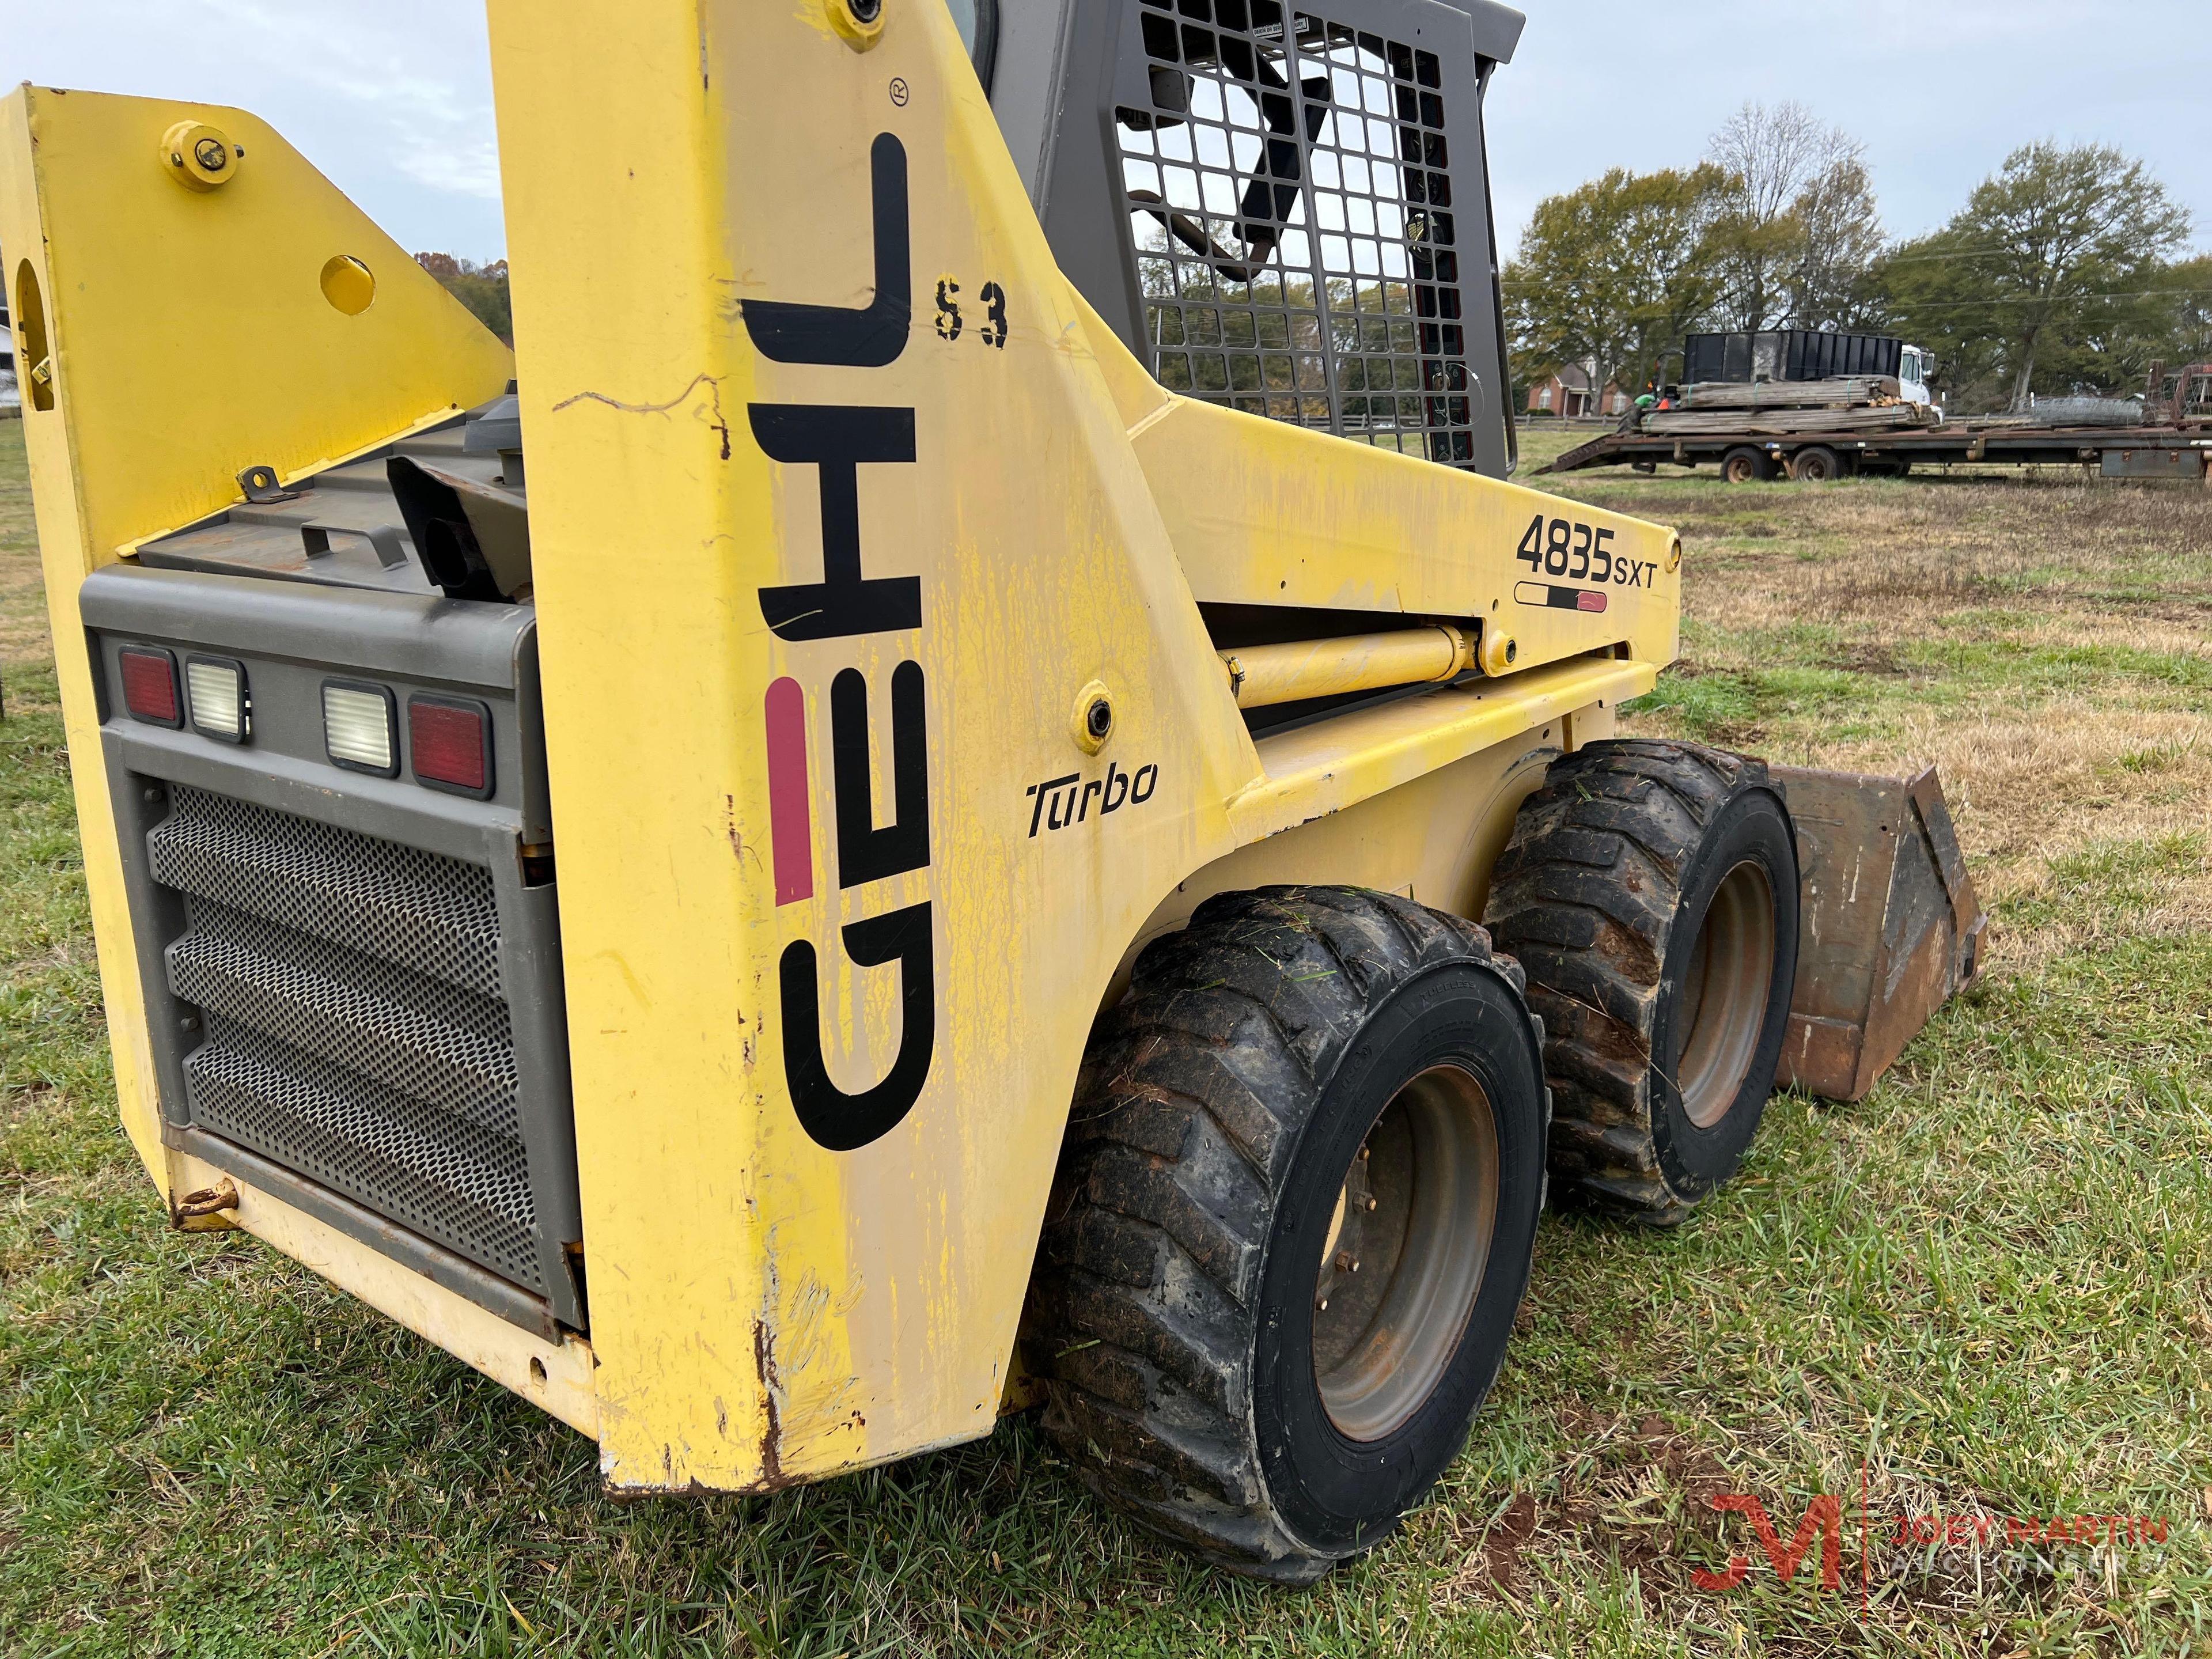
top-left (1771, 765), bottom-right (1987, 1101)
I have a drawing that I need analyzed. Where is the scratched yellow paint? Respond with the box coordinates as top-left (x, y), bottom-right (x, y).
top-left (1134, 397), bottom-right (1679, 665)
top-left (493, 0), bottom-right (1677, 1491)
top-left (0, 86), bottom-right (511, 1191)
top-left (170, 1150), bottom-right (600, 1438)
top-left (493, 0), bottom-right (1262, 1490)
top-left (6, 6), bottom-right (1686, 1498)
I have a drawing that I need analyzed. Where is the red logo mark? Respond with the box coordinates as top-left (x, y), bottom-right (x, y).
top-left (1691, 1494), bottom-right (1844, 1592)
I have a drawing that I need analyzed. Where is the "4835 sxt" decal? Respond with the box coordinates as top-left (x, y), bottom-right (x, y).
top-left (1515, 513), bottom-right (1657, 589)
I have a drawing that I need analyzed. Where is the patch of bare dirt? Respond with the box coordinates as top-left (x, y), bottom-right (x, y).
top-left (1434, 1410), bottom-right (1740, 1611)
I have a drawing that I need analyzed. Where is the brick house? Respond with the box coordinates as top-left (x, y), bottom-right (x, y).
top-left (1525, 363), bottom-right (1631, 417)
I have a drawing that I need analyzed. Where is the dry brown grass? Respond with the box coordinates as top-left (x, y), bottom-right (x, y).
top-left (1531, 452), bottom-right (2212, 984)
top-left (1, 426), bottom-right (2205, 1657)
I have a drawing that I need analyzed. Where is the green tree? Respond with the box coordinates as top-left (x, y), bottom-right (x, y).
top-left (1880, 143), bottom-right (2190, 410)
top-left (1702, 101), bottom-right (1885, 332)
top-left (1503, 164), bottom-right (1730, 403)
top-left (2046, 256), bottom-right (2208, 400)
top-left (416, 251), bottom-right (513, 344)
top-left (1787, 153), bottom-right (1888, 329)
top-left (2156, 253), bottom-right (2212, 369)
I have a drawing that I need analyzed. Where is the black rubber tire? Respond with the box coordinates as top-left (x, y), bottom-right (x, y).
top-left (1720, 446), bottom-right (1770, 484)
top-left (1029, 887), bottom-right (1548, 1582)
top-left (1483, 741), bottom-right (1800, 1223)
top-left (1791, 445), bottom-right (1843, 483)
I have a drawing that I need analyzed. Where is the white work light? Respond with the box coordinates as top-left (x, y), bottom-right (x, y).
top-left (323, 681), bottom-right (398, 775)
top-left (185, 657), bottom-right (249, 743)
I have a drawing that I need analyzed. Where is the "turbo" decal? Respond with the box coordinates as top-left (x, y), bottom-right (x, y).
top-left (1025, 762), bottom-right (1157, 836)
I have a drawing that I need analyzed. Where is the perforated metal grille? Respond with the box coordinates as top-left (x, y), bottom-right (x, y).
top-left (1116, 0), bottom-right (1476, 462)
top-left (169, 897), bottom-right (518, 1139)
top-left (189, 1016), bottom-right (539, 1287)
top-left (150, 785), bottom-right (502, 997)
top-left (151, 788), bottom-right (540, 1291)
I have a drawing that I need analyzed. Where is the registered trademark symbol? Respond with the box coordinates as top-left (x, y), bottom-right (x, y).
top-left (889, 77), bottom-right (910, 107)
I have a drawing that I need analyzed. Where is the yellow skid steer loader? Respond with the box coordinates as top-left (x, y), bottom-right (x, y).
top-left (1, 0), bottom-right (1981, 1581)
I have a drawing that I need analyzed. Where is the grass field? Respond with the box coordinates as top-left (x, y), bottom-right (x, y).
top-left (3, 418), bottom-right (2209, 1657)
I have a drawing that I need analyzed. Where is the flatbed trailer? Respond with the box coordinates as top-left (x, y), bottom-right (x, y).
top-left (1540, 421), bottom-right (2212, 483)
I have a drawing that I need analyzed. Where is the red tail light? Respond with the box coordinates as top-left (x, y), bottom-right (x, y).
top-left (119, 646), bottom-right (182, 726)
top-left (408, 695), bottom-right (493, 797)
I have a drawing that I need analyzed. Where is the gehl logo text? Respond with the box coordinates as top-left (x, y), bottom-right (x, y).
top-left (747, 134), bottom-right (935, 1155)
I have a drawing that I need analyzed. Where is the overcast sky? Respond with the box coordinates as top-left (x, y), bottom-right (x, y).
top-left (7, 1), bottom-right (2209, 262)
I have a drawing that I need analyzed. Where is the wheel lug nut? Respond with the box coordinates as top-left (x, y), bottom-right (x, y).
top-left (1316, 1297), bottom-right (1328, 1312)
top-left (1365, 1196), bottom-right (1377, 1211)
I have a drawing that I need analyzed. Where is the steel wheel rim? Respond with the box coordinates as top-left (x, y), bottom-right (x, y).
top-left (1675, 859), bottom-right (1777, 1128)
top-left (1312, 1063), bottom-right (1498, 1442)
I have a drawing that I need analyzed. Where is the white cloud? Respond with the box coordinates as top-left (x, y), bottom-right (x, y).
top-left (392, 138), bottom-right (503, 203)
top-left (6, 1), bottom-right (2205, 264)
top-left (6, 0), bottom-right (506, 253)
top-left (1489, 0), bottom-right (2210, 256)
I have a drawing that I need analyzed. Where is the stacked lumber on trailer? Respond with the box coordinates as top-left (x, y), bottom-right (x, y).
top-left (1642, 402), bottom-right (1936, 436)
top-left (1676, 375), bottom-right (1900, 411)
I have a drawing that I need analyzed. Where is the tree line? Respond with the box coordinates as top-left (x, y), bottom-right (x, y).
top-left (1505, 103), bottom-right (2208, 414)
top-left (415, 252), bottom-right (513, 344)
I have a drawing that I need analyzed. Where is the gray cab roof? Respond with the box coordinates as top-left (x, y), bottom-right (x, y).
top-left (1464, 0), bottom-right (1525, 63)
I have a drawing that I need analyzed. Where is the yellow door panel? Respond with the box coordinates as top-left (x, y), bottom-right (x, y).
top-left (0, 87), bottom-right (512, 1190)
top-left (490, 0), bottom-right (1260, 1490)
top-left (490, 1), bottom-right (1679, 1490)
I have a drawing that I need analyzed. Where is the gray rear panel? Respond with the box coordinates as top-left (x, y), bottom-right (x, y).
top-left (84, 563), bottom-right (582, 1336)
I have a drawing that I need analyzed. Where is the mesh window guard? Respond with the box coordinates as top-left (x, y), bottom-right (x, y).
top-left (1115, 0), bottom-right (1475, 464)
